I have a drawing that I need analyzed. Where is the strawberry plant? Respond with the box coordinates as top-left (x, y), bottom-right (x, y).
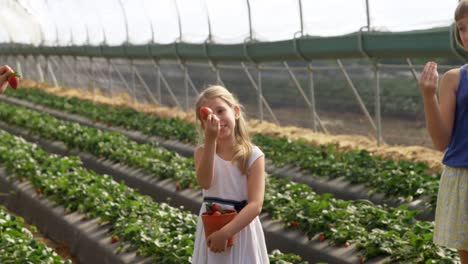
top-left (0, 131), bottom-right (306, 263)
top-left (0, 206), bottom-right (70, 263)
top-left (3, 88), bottom-right (442, 210)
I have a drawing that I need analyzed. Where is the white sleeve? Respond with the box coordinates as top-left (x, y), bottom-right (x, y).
top-left (247, 146), bottom-right (264, 169)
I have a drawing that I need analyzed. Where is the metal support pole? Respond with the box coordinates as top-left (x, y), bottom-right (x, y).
top-left (36, 56), bottom-right (44, 82)
top-left (337, 59), bottom-right (377, 131)
top-left (16, 58), bottom-right (22, 77)
top-left (308, 64), bottom-right (317, 132)
top-left (133, 63), bottom-right (159, 105)
top-left (210, 62), bottom-right (225, 87)
top-left (284, 61), bottom-right (327, 133)
top-left (186, 73), bottom-right (200, 96)
top-left (51, 56), bottom-right (71, 88)
top-left (108, 58), bottom-right (113, 98)
top-left (131, 60), bottom-right (137, 104)
top-left (406, 58), bottom-right (420, 84)
top-left (89, 57), bottom-right (94, 93)
top-left (241, 62), bottom-right (280, 125)
top-left (184, 62), bottom-right (189, 110)
top-left (57, 56), bottom-right (67, 87)
top-left (152, 60), bottom-right (182, 108)
top-left (365, 0), bottom-right (371, 29)
top-left (46, 56), bottom-right (59, 87)
top-left (257, 64), bottom-right (264, 122)
top-left (157, 66), bottom-right (162, 103)
top-left (74, 56), bottom-right (79, 87)
top-left (179, 63), bottom-right (199, 96)
top-left (374, 63), bottom-right (382, 145)
top-left (110, 61), bottom-right (135, 98)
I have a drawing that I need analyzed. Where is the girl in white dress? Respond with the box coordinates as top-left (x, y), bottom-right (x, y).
top-left (191, 85), bottom-right (269, 264)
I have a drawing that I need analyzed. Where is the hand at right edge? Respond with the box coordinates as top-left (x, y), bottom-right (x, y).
top-left (419, 61), bottom-right (439, 98)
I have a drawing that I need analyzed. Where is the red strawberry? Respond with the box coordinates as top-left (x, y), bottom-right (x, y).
top-left (359, 255), bottom-right (365, 264)
top-left (175, 183), bottom-right (181, 191)
top-left (7, 72), bottom-right (20, 90)
top-left (111, 235), bottom-right (119, 244)
top-left (290, 221), bottom-right (299, 228)
top-left (212, 203), bottom-right (221, 212)
top-left (212, 211), bottom-right (221, 216)
top-left (318, 233), bottom-right (325, 242)
top-left (199, 107), bottom-right (213, 120)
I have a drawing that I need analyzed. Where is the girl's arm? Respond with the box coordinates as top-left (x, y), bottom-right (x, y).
top-left (207, 156), bottom-right (266, 252)
top-left (194, 115), bottom-right (219, 189)
top-left (419, 62), bottom-right (458, 152)
top-left (194, 143), bottom-right (216, 189)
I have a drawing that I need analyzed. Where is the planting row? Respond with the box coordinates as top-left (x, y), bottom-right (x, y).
top-left (0, 129), bottom-right (306, 263)
top-left (3, 88), bottom-right (440, 210)
top-left (0, 102), bottom-right (459, 263)
top-left (0, 205), bottom-right (70, 263)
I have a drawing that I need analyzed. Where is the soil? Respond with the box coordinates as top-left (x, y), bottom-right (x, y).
top-left (19, 80), bottom-right (444, 173)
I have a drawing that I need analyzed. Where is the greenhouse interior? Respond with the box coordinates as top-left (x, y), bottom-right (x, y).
top-left (0, 0), bottom-right (465, 263)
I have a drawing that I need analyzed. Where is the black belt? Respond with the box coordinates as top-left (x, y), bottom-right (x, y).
top-left (203, 197), bottom-right (248, 213)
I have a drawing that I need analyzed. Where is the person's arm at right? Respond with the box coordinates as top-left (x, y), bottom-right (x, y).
top-left (419, 62), bottom-right (457, 152)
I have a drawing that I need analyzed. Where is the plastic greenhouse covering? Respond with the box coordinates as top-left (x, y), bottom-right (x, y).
top-left (0, 0), bottom-right (459, 46)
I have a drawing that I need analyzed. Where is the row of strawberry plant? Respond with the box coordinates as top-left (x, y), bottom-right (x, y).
top-left (0, 103), bottom-right (458, 263)
top-left (4, 88), bottom-right (440, 209)
top-left (254, 134), bottom-right (438, 207)
top-left (0, 205), bottom-right (70, 263)
top-left (0, 101), bottom-right (198, 190)
top-left (265, 178), bottom-right (456, 263)
top-left (0, 130), bottom-right (307, 264)
top-left (4, 88), bottom-right (198, 143)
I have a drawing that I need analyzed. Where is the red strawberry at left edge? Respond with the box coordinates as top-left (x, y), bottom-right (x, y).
top-left (7, 72), bottom-right (21, 90)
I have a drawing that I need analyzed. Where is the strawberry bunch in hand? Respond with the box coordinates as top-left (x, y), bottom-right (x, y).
top-left (7, 72), bottom-right (21, 90)
top-left (0, 65), bottom-right (20, 93)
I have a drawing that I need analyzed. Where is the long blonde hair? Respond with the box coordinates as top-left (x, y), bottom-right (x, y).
top-left (195, 85), bottom-right (252, 175)
top-left (454, 0), bottom-right (468, 46)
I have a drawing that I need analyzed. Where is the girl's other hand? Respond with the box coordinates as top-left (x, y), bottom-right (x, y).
top-left (419, 61), bottom-right (439, 98)
top-left (203, 114), bottom-right (220, 142)
top-left (0, 65), bottom-right (14, 94)
top-left (206, 229), bottom-right (229, 253)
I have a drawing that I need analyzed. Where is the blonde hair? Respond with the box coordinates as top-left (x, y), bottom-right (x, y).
top-left (195, 85), bottom-right (253, 175)
top-left (454, 0), bottom-right (468, 45)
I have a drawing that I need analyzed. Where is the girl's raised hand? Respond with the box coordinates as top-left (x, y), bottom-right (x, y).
top-left (203, 113), bottom-right (220, 142)
top-left (419, 61), bottom-right (439, 98)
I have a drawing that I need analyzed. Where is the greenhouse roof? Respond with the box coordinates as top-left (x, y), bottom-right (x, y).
top-left (1, 0), bottom-right (467, 61)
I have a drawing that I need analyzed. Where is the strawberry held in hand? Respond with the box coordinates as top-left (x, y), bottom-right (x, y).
top-left (199, 107), bottom-right (213, 120)
top-left (7, 72), bottom-right (21, 90)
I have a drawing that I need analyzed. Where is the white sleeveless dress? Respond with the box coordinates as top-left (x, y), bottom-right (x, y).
top-left (191, 145), bottom-right (269, 264)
